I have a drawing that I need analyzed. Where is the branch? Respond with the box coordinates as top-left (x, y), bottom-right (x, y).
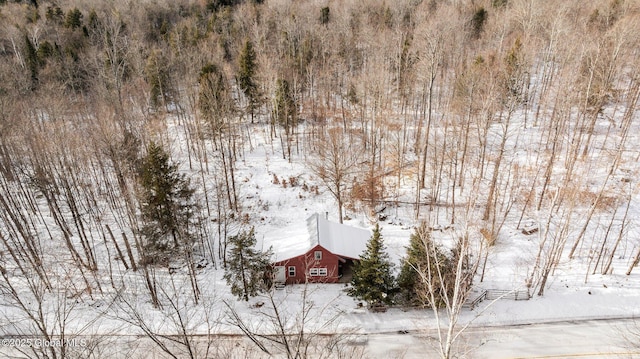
top-left (223, 300), bottom-right (271, 355)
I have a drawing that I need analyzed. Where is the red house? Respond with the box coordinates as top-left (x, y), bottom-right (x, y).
top-left (272, 213), bottom-right (371, 285)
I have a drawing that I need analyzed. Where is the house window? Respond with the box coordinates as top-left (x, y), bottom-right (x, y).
top-left (309, 268), bottom-right (328, 277)
top-left (314, 251), bottom-right (322, 260)
top-left (288, 266), bottom-right (296, 277)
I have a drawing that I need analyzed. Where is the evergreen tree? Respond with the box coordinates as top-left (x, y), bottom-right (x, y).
top-left (504, 36), bottom-right (524, 101)
top-left (320, 7), bottom-right (330, 25)
top-left (349, 224), bottom-right (395, 305)
top-left (237, 40), bottom-right (259, 122)
top-left (273, 78), bottom-right (296, 134)
top-left (64, 8), bottom-right (83, 30)
top-left (206, 0), bottom-right (241, 12)
top-left (45, 4), bottom-right (64, 24)
top-left (224, 228), bottom-right (272, 301)
top-left (138, 141), bottom-right (197, 264)
top-left (397, 224), bottom-right (458, 308)
top-left (470, 7), bottom-right (487, 39)
top-left (87, 9), bottom-right (99, 31)
top-left (23, 34), bottom-right (39, 90)
top-left (199, 63), bottom-right (233, 135)
top-left (36, 41), bottom-right (54, 64)
top-left (145, 49), bottom-right (172, 110)
top-left (492, 0), bottom-right (508, 8)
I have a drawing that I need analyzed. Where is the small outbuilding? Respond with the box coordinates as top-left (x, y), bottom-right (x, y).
top-left (272, 213), bottom-right (370, 285)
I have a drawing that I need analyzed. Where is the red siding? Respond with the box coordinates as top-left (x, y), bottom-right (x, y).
top-left (273, 245), bottom-right (341, 284)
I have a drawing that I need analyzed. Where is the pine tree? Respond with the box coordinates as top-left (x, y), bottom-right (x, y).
top-left (349, 224), bottom-right (395, 305)
top-left (504, 36), bottom-right (524, 101)
top-left (145, 49), bottom-right (171, 110)
top-left (492, 0), bottom-right (508, 8)
top-left (36, 41), bottom-right (54, 64)
top-left (398, 224), bottom-right (430, 306)
top-left (64, 8), bottom-right (83, 30)
top-left (237, 40), bottom-right (259, 122)
top-left (138, 141), bottom-right (197, 264)
top-left (273, 78), bottom-right (297, 134)
top-left (397, 224), bottom-right (457, 308)
top-left (87, 10), bottom-right (99, 31)
top-left (199, 63), bottom-right (233, 135)
top-left (470, 7), bottom-right (487, 40)
top-left (224, 228), bottom-right (272, 301)
top-left (23, 34), bottom-right (39, 90)
top-left (320, 7), bottom-right (330, 25)
top-left (45, 4), bottom-right (64, 24)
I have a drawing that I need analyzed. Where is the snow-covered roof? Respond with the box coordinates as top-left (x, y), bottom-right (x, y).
top-left (273, 213), bottom-right (371, 262)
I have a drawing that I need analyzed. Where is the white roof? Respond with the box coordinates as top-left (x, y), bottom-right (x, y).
top-left (273, 213), bottom-right (370, 261)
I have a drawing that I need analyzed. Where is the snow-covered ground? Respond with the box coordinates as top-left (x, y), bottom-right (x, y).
top-left (206, 113), bottom-right (640, 356)
top-left (2, 104), bottom-right (640, 358)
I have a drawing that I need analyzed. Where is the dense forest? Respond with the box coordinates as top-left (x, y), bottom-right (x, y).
top-left (1, 0), bottom-right (640, 357)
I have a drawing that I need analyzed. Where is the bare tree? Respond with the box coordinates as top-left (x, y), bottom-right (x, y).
top-left (89, 7), bottom-right (132, 116)
top-left (408, 222), bottom-right (480, 359)
top-left (111, 274), bottom-right (222, 359)
top-left (528, 189), bottom-right (575, 296)
top-left (0, 264), bottom-right (108, 359)
top-left (306, 127), bottom-right (362, 223)
top-left (226, 283), bottom-right (364, 359)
